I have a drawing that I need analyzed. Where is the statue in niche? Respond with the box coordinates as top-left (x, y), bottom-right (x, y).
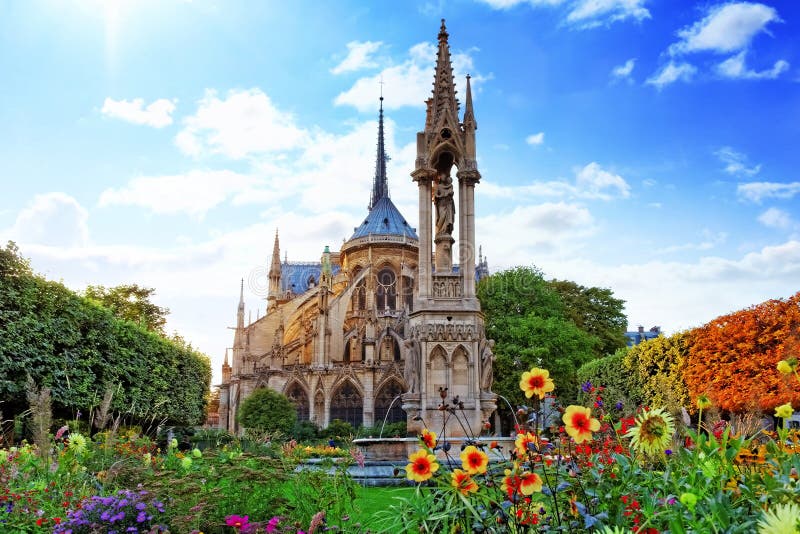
top-left (434, 172), bottom-right (455, 237)
top-left (479, 338), bottom-right (496, 392)
top-left (403, 337), bottom-right (420, 394)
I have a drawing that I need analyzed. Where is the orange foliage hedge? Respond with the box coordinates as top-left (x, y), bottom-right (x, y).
top-left (684, 291), bottom-right (800, 413)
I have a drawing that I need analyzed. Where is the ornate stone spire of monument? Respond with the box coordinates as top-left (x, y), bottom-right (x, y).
top-left (268, 229), bottom-right (282, 307)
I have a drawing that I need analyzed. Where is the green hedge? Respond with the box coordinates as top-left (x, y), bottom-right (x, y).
top-left (0, 242), bottom-right (210, 428)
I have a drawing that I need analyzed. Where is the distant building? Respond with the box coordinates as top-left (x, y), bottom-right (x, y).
top-left (625, 325), bottom-right (661, 347)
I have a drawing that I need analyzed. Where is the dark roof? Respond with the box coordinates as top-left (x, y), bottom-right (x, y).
top-left (349, 196), bottom-right (418, 241)
top-left (280, 262), bottom-right (341, 294)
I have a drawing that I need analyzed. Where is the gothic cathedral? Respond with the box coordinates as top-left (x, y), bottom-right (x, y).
top-left (217, 21), bottom-right (496, 437)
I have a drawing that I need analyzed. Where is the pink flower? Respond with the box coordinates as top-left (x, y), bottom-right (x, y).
top-left (266, 516), bottom-right (281, 533)
top-left (225, 514), bottom-right (249, 530)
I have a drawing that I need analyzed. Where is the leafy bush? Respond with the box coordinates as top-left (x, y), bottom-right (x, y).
top-left (321, 419), bottom-right (354, 440)
top-left (291, 420), bottom-right (320, 441)
top-left (236, 388), bottom-right (297, 434)
top-left (577, 348), bottom-right (643, 412)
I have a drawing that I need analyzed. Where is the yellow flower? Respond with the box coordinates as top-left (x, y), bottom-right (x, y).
top-left (696, 394), bottom-right (712, 410)
top-left (460, 445), bottom-right (488, 475)
top-left (757, 502), bottom-right (800, 534)
top-left (775, 403), bottom-right (794, 419)
top-left (451, 469), bottom-right (479, 495)
top-left (405, 449), bottom-right (439, 482)
top-left (518, 471), bottom-right (543, 495)
top-left (625, 408), bottom-right (676, 456)
top-left (142, 452), bottom-right (152, 467)
top-left (420, 429), bottom-right (437, 449)
top-left (562, 405), bottom-right (600, 444)
top-left (67, 433), bottom-right (87, 455)
top-left (180, 456), bottom-right (193, 469)
top-left (514, 431), bottom-right (540, 456)
top-left (520, 368), bottom-right (555, 399)
top-left (192, 448), bottom-right (203, 458)
top-left (679, 492), bottom-right (698, 511)
top-left (777, 358), bottom-right (798, 375)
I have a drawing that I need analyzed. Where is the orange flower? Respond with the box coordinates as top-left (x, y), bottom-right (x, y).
top-left (514, 431), bottom-right (540, 456)
top-left (520, 368), bottom-right (555, 399)
top-left (420, 429), bottom-right (437, 449)
top-left (502, 473), bottom-right (521, 499)
top-left (405, 448), bottom-right (439, 482)
top-left (451, 469), bottom-right (479, 495)
top-left (460, 445), bottom-right (489, 475)
top-left (562, 405), bottom-right (600, 444)
top-left (518, 471), bottom-right (543, 495)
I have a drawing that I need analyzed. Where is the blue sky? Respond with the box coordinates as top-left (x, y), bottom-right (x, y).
top-left (2, 0), bottom-right (799, 384)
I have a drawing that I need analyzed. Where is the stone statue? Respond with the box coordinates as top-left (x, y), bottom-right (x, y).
top-left (434, 173), bottom-right (455, 237)
top-left (479, 338), bottom-right (495, 392)
top-left (403, 337), bottom-right (420, 393)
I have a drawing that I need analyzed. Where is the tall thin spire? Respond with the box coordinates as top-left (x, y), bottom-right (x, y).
top-left (237, 278), bottom-right (245, 327)
top-left (431, 19), bottom-right (459, 131)
top-left (268, 230), bottom-right (282, 307)
top-left (463, 74), bottom-right (476, 131)
top-left (369, 96), bottom-right (389, 209)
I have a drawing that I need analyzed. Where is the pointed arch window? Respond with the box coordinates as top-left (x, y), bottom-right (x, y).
top-left (330, 381), bottom-right (363, 428)
top-left (376, 267), bottom-right (396, 312)
top-left (285, 383), bottom-right (310, 422)
top-left (375, 381), bottom-right (405, 427)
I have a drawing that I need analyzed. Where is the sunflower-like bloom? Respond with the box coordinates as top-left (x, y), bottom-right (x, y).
top-left (625, 407), bottom-right (676, 456)
top-left (68, 433), bottom-right (87, 455)
top-left (775, 403), bottom-right (794, 419)
top-left (514, 431), bottom-right (540, 456)
top-left (777, 358), bottom-right (798, 375)
top-left (757, 502), bottom-right (800, 534)
top-left (420, 429), bottom-right (437, 449)
top-left (518, 471), bottom-right (543, 495)
top-left (460, 445), bottom-right (489, 475)
top-left (562, 405), bottom-right (601, 444)
top-left (451, 469), bottom-right (479, 495)
top-left (406, 448), bottom-right (439, 482)
top-left (520, 368), bottom-right (555, 399)
top-left (696, 394), bottom-right (712, 410)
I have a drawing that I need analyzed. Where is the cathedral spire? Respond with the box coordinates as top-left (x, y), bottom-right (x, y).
top-left (463, 74), bottom-right (476, 131)
top-left (369, 97), bottom-right (389, 210)
top-left (237, 278), bottom-right (245, 327)
top-left (268, 230), bottom-right (282, 308)
top-left (431, 19), bottom-right (459, 132)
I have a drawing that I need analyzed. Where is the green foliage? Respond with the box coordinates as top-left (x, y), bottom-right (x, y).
top-left (623, 331), bottom-right (691, 413)
top-left (84, 283), bottom-right (169, 334)
top-left (356, 421), bottom-right (407, 438)
top-left (0, 241), bottom-right (210, 428)
top-left (478, 267), bottom-right (598, 408)
top-left (577, 348), bottom-right (643, 412)
top-left (290, 420), bottom-right (320, 441)
top-left (322, 418), bottom-right (355, 440)
top-left (236, 388), bottom-right (297, 434)
top-left (547, 279), bottom-right (628, 358)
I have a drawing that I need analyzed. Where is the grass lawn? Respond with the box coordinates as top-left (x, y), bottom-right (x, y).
top-left (351, 485), bottom-right (415, 526)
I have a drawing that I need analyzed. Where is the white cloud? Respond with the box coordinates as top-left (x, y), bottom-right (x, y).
top-left (330, 41), bottom-right (384, 75)
top-left (669, 2), bottom-right (782, 56)
top-left (714, 146), bottom-right (761, 177)
top-left (334, 42), bottom-right (488, 112)
top-left (477, 202), bottom-right (596, 261)
top-left (758, 207), bottom-right (794, 229)
top-left (567, 0), bottom-right (650, 28)
top-left (716, 51), bottom-right (789, 80)
top-left (483, 162), bottom-right (630, 201)
top-left (101, 97), bottom-right (176, 128)
top-left (738, 181), bottom-right (800, 203)
top-left (645, 61), bottom-right (697, 89)
top-left (8, 193), bottom-right (90, 248)
top-left (98, 170), bottom-right (261, 218)
top-left (611, 58), bottom-right (636, 79)
top-left (526, 132), bottom-right (545, 145)
top-left (655, 229), bottom-right (727, 254)
top-left (175, 89), bottom-right (309, 159)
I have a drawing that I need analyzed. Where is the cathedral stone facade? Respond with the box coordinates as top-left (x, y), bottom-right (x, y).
top-left (217, 21), bottom-right (495, 437)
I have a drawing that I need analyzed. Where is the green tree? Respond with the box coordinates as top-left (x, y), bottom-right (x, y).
top-left (623, 331), bottom-right (691, 414)
top-left (577, 348), bottom-right (643, 413)
top-left (478, 267), bottom-right (598, 410)
top-left (236, 388), bottom-right (297, 434)
top-left (547, 279), bottom-right (627, 358)
top-left (84, 284), bottom-right (169, 334)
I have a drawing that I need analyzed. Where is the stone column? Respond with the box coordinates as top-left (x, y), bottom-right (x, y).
top-left (413, 170), bottom-right (433, 301)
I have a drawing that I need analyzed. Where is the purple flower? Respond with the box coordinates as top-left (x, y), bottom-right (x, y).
top-left (135, 502), bottom-right (146, 511)
top-left (581, 381), bottom-right (593, 393)
top-left (615, 401), bottom-right (623, 410)
top-left (665, 449), bottom-right (673, 456)
top-left (136, 511), bottom-right (147, 523)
